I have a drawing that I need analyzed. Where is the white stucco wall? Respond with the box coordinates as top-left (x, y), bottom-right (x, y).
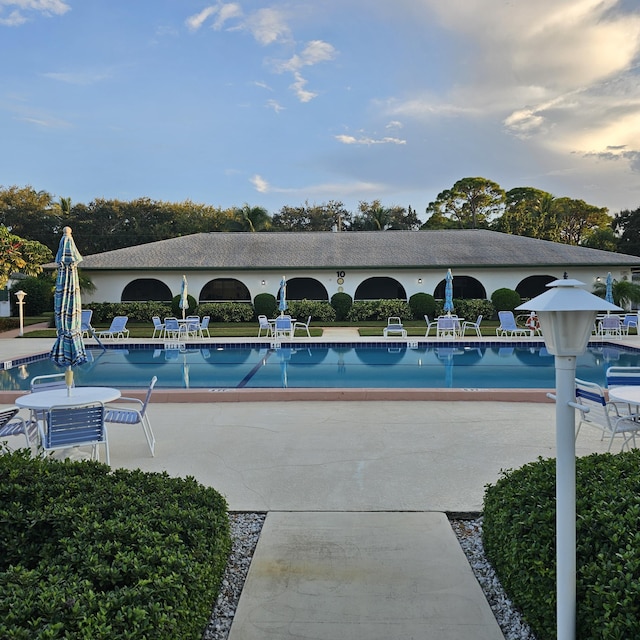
top-left (82, 265), bottom-right (632, 304)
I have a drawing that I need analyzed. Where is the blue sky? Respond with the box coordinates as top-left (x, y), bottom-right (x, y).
top-left (1, 0), bottom-right (640, 220)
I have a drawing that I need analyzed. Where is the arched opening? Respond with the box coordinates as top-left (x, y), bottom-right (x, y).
top-left (355, 277), bottom-right (407, 300)
top-left (280, 277), bottom-right (328, 301)
top-left (516, 275), bottom-right (556, 300)
top-left (121, 279), bottom-right (172, 302)
top-left (200, 278), bottom-right (251, 301)
top-left (433, 275), bottom-right (486, 300)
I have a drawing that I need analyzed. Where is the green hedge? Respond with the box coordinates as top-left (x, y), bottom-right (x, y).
top-left (347, 300), bottom-right (412, 321)
top-left (0, 451), bottom-right (231, 639)
top-left (198, 302), bottom-right (254, 322)
top-left (483, 451), bottom-right (640, 639)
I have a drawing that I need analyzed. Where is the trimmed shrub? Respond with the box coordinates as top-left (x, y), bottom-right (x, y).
top-left (0, 450), bottom-right (231, 639)
top-left (254, 293), bottom-right (277, 318)
top-left (491, 288), bottom-right (521, 314)
top-left (408, 293), bottom-right (436, 319)
top-left (347, 300), bottom-right (412, 321)
top-left (171, 294), bottom-right (197, 317)
top-left (483, 451), bottom-right (640, 639)
top-left (331, 292), bottom-right (353, 321)
top-left (286, 300), bottom-right (336, 322)
top-left (197, 302), bottom-right (254, 322)
top-left (88, 302), bottom-right (172, 324)
top-left (10, 276), bottom-right (53, 316)
top-left (453, 298), bottom-right (495, 321)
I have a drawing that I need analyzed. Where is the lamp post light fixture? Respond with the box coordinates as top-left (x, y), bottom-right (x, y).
top-left (516, 276), bottom-right (621, 640)
top-left (15, 290), bottom-right (26, 337)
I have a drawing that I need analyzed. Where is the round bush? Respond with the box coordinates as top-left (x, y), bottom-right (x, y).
top-left (331, 292), bottom-right (353, 321)
top-left (253, 292), bottom-right (277, 318)
top-left (171, 294), bottom-right (197, 317)
top-left (408, 292), bottom-right (436, 319)
top-left (491, 288), bottom-right (521, 313)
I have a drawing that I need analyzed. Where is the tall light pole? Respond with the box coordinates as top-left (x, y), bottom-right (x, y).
top-left (15, 290), bottom-right (26, 337)
top-left (517, 277), bottom-right (620, 640)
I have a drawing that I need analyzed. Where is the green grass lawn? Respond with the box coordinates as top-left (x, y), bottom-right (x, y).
top-left (19, 317), bottom-right (504, 338)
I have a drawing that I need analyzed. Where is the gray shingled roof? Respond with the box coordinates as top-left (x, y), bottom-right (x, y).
top-left (75, 230), bottom-right (640, 271)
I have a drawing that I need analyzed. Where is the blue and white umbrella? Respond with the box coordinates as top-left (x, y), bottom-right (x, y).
top-left (179, 275), bottom-right (189, 320)
top-left (278, 275), bottom-right (288, 315)
top-left (443, 269), bottom-right (454, 314)
top-left (50, 227), bottom-right (87, 395)
top-left (605, 272), bottom-right (614, 304)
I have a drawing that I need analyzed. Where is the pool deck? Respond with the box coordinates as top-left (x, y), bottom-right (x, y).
top-left (2, 329), bottom-right (639, 639)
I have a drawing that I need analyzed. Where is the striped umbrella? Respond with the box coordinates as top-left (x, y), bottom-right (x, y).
top-left (605, 272), bottom-right (614, 305)
top-left (278, 275), bottom-right (288, 316)
top-left (443, 269), bottom-right (454, 314)
top-left (50, 227), bottom-right (87, 395)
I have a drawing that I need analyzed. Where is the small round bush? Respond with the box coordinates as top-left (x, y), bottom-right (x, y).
top-left (171, 294), bottom-right (197, 317)
top-left (331, 292), bottom-right (353, 321)
top-left (491, 288), bottom-right (521, 313)
top-left (254, 292), bottom-right (277, 318)
top-left (409, 292), bottom-right (436, 319)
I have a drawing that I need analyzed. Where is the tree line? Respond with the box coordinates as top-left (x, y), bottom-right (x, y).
top-left (1, 177), bottom-right (640, 287)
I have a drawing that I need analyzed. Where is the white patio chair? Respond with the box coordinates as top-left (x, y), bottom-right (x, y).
top-left (81, 309), bottom-right (94, 338)
top-left (41, 402), bottom-right (110, 465)
top-left (104, 376), bottom-right (157, 456)
top-left (622, 314), bottom-right (638, 335)
top-left (164, 317), bottom-right (186, 340)
top-left (199, 315), bottom-right (211, 338)
top-left (274, 315), bottom-right (293, 339)
top-left (598, 315), bottom-right (622, 337)
top-left (151, 316), bottom-right (165, 339)
top-left (184, 316), bottom-right (201, 339)
top-left (293, 316), bottom-right (312, 337)
top-left (436, 316), bottom-right (456, 338)
top-left (97, 316), bottom-right (129, 340)
top-left (496, 311), bottom-right (529, 337)
top-left (257, 315), bottom-right (272, 337)
top-left (0, 406), bottom-right (35, 452)
top-left (461, 315), bottom-right (482, 337)
top-left (383, 317), bottom-right (407, 338)
top-left (424, 315), bottom-right (438, 337)
top-left (574, 378), bottom-right (640, 452)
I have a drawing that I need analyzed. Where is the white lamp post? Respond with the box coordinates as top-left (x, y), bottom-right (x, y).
top-left (15, 290), bottom-right (26, 337)
top-left (516, 276), bottom-right (621, 640)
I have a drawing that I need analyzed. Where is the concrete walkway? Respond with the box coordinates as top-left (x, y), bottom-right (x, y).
top-left (1, 331), bottom-right (637, 639)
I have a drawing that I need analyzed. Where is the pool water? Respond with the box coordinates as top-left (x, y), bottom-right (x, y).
top-left (2, 342), bottom-right (638, 390)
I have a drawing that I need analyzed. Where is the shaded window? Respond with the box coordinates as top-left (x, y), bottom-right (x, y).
top-left (121, 279), bottom-right (172, 302)
top-left (516, 275), bottom-right (556, 300)
top-left (355, 277), bottom-right (407, 300)
top-left (200, 278), bottom-right (251, 301)
top-left (434, 275), bottom-right (486, 300)
top-left (281, 278), bottom-right (328, 301)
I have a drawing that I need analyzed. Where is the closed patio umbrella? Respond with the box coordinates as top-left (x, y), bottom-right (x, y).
top-left (180, 275), bottom-right (189, 320)
top-left (605, 272), bottom-right (614, 305)
top-left (443, 269), bottom-right (454, 314)
top-left (50, 227), bottom-right (87, 395)
top-left (278, 275), bottom-right (288, 316)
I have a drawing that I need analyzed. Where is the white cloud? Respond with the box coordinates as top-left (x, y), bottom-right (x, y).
top-left (274, 40), bottom-right (337, 73)
top-left (251, 174), bottom-right (270, 193)
top-left (213, 3), bottom-right (242, 30)
top-left (0, 0), bottom-right (69, 25)
top-left (289, 72), bottom-right (316, 103)
top-left (335, 134), bottom-right (406, 146)
top-left (245, 7), bottom-right (290, 45)
top-left (185, 6), bottom-right (217, 31)
top-left (43, 70), bottom-right (112, 85)
top-left (266, 99), bottom-right (284, 113)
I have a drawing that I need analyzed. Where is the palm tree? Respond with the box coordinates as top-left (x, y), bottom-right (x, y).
top-left (227, 204), bottom-right (271, 232)
top-left (593, 278), bottom-right (640, 309)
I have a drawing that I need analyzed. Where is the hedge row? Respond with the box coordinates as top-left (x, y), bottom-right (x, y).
top-left (0, 451), bottom-right (231, 639)
top-left (483, 451), bottom-right (640, 639)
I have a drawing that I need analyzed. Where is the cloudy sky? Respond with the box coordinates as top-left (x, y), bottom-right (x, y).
top-left (1, 0), bottom-right (640, 219)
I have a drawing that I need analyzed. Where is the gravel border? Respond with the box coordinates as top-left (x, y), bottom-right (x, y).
top-left (202, 512), bottom-right (536, 640)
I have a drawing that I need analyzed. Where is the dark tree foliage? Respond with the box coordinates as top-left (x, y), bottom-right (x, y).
top-left (613, 206), bottom-right (640, 256)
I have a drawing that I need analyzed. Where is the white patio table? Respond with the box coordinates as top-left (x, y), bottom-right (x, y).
top-left (15, 386), bottom-right (121, 412)
top-left (608, 386), bottom-right (640, 417)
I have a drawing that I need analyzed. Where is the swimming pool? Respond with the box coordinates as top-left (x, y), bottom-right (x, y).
top-left (2, 341), bottom-right (638, 390)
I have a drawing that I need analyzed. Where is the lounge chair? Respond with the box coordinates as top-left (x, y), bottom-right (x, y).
top-left (496, 311), bottom-right (529, 337)
top-left (81, 309), bottom-right (94, 338)
top-left (257, 315), bottom-right (272, 337)
top-left (105, 376), bottom-right (157, 456)
top-left (97, 316), bottom-right (129, 340)
top-left (461, 315), bottom-right (482, 337)
top-left (0, 406), bottom-right (35, 451)
top-left (293, 316), bottom-right (312, 337)
top-left (40, 402), bottom-right (110, 464)
top-left (574, 378), bottom-right (640, 452)
top-left (383, 317), bottom-right (407, 338)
